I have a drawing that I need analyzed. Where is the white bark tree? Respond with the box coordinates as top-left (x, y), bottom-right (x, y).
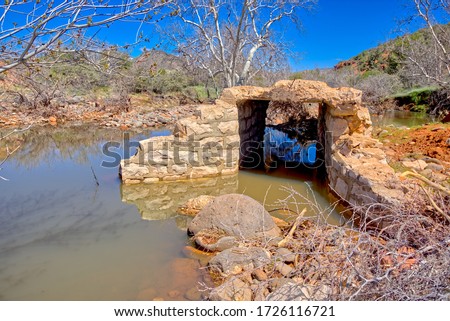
top-left (402, 0), bottom-right (450, 86)
top-left (168, 0), bottom-right (316, 88)
top-left (0, 0), bottom-right (169, 73)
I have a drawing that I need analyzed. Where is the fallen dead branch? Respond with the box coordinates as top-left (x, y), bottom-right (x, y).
top-left (278, 208), bottom-right (307, 247)
top-left (420, 186), bottom-right (450, 223)
top-left (205, 184), bottom-right (450, 301)
top-left (401, 170), bottom-right (450, 196)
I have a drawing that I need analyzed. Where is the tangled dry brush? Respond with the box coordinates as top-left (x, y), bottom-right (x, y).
top-left (205, 184), bottom-right (450, 301)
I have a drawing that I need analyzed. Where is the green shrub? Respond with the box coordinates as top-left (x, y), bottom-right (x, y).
top-left (410, 104), bottom-right (428, 112)
top-left (391, 87), bottom-right (438, 111)
top-left (131, 69), bottom-right (190, 94)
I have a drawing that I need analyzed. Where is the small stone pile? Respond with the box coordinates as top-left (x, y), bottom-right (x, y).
top-left (180, 194), bottom-right (375, 301)
top-left (180, 192), bottom-right (435, 301)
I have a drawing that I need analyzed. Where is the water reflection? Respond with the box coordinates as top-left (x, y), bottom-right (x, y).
top-left (121, 175), bottom-right (239, 222)
top-left (264, 127), bottom-right (317, 166)
top-left (371, 110), bottom-right (435, 128)
top-left (0, 125), bottom-right (340, 301)
top-left (0, 125), bottom-right (205, 301)
top-left (122, 168), bottom-right (343, 227)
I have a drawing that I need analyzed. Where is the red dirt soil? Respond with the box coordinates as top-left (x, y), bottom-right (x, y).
top-left (383, 124), bottom-right (450, 164)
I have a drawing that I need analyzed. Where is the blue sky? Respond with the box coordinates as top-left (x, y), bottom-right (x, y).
top-left (101, 0), bottom-right (419, 71)
top-left (287, 0), bottom-right (415, 70)
top-left (3, 0), bottom-right (424, 72)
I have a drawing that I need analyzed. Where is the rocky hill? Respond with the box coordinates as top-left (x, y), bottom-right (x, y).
top-left (334, 23), bottom-right (450, 76)
top-left (292, 23), bottom-right (450, 116)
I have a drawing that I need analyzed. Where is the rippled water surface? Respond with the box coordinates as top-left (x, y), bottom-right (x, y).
top-left (0, 125), bottom-right (339, 300)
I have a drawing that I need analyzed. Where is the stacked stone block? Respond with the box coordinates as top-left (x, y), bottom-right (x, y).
top-left (120, 79), bottom-right (405, 207)
top-left (120, 104), bottom-right (240, 184)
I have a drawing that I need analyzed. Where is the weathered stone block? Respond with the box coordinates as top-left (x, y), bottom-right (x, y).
top-left (190, 166), bottom-right (220, 178)
top-left (350, 184), bottom-right (380, 204)
top-left (148, 165), bottom-right (168, 178)
top-left (173, 150), bottom-right (190, 164)
top-left (222, 166), bottom-right (239, 175)
top-left (139, 135), bottom-right (174, 152)
top-left (328, 103), bottom-right (359, 117)
top-left (162, 175), bottom-right (185, 182)
top-left (178, 118), bottom-right (214, 138)
top-left (218, 120), bottom-right (239, 135)
top-left (120, 162), bottom-right (149, 179)
top-left (172, 164), bottom-right (188, 175)
top-left (224, 135), bottom-right (240, 146)
top-left (124, 179), bottom-right (141, 184)
top-left (223, 107), bottom-right (239, 121)
top-left (334, 177), bottom-right (349, 198)
top-left (326, 116), bottom-right (349, 137)
top-left (196, 105), bottom-right (225, 121)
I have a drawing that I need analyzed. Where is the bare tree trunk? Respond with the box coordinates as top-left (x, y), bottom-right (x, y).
top-left (169, 0), bottom-right (316, 88)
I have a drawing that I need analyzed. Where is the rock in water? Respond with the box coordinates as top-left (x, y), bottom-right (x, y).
top-left (187, 194), bottom-right (281, 239)
top-left (177, 195), bottom-right (215, 216)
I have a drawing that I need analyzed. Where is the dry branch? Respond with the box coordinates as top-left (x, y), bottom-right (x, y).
top-left (401, 170), bottom-right (450, 196)
top-left (277, 208), bottom-right (306, 247)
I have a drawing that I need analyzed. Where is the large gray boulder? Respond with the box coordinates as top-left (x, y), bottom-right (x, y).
top-left (187, 194), bottom-right (281, 239)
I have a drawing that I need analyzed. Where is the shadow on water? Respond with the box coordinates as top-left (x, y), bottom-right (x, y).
top-left (0, 124), bottom-right (339, 301)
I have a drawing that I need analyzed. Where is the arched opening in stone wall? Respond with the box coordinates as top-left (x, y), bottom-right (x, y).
top-left (237, 99), bottom-right (326, 179)
top-left (120, 79), bottom-right (402, 210)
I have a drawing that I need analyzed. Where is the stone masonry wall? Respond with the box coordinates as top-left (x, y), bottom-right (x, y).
top-left (120, 103), bottom-right (240, 184)
top-left (120, 79), bottom-right (406, 207)
top-left (238, 100), bottom-right (268, 168)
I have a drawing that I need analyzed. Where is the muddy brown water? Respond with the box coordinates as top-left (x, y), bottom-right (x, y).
top-left (371, 110), bottom-right (434, 128)
top-left (2, 110), bottom-right (422, 301)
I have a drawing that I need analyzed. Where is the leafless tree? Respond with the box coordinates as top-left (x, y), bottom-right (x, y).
top-left (0, 35), bottom-right (133, 111)
top-left (0, 0), bottom-right (170, 73)
top-left (167, 0), bottom-right (316, 88)
top-left (401, 0), bottom-right (450, 86)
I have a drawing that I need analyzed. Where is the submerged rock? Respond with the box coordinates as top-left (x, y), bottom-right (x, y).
top-left (187, 194), bottom-right (281, 239)
top-left (177, 195), bottom-right (215, 216)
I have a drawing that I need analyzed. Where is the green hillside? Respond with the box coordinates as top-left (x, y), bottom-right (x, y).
top-left (292, 24), bottom-right (450, 115)
top-left (334, 23), bottom-right (450, 76)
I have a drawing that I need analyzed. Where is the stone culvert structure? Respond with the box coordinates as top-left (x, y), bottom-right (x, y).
top-left (120, 79), bottom-right (404, 206)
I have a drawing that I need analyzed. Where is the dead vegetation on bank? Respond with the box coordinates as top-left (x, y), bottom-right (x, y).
top-left (199, 185), bottom-right (450, 301)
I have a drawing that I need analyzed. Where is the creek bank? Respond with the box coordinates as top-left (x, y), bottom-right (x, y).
top-left (179, 192), bottom-right (449, 301)
top-left (374, 123), bottom-right (450, 188)
top-left (0, 103), bottom-right (197, 129)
